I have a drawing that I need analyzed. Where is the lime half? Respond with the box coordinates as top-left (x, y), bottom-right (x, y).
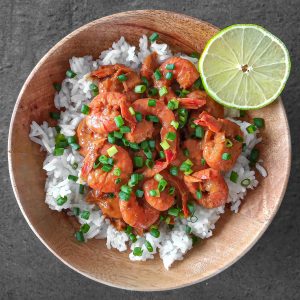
top-left (199, 24), bottom-right (291, 110)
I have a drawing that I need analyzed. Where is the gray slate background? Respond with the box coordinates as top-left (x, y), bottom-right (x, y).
top-left (1, 0), bottom-right (299, 299)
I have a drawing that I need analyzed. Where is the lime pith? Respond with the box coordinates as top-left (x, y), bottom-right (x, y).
top-left (199, 24), bottom-right (291, 110)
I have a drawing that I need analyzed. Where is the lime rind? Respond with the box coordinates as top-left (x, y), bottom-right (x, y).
top-left (199, 24), bottom-right (291, 110)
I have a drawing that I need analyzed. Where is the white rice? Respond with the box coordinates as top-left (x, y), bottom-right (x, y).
top-left (29, 35), bottom-right (266, 269)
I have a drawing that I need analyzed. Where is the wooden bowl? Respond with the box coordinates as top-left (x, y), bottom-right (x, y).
top-left (8, 10), bottom-right (291, 291)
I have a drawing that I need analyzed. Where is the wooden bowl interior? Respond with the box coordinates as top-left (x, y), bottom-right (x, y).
top-left (8, 10), bottom-right (291, 291)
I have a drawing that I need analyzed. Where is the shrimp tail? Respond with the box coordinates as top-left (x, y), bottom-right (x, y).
top-left (178, 98), bottom-right (206, 109)
top-left (194, 111), bottom-right (223, 132)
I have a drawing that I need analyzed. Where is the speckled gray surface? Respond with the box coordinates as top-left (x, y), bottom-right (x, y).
top-left (1, 0), bottom-right (299, 299)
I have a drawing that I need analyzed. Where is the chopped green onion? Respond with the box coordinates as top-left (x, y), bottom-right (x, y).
top-left (159, 151), bottom-right (165, 159)
top-left (180, 159), bottom-right (193, 172)
top-left (107, 146), bottom-right (118, 157)
top-left (75, 231), bottom-right (84, 242)
top-left (66, 69), bottom-right (77, 78)
top-left (176, 89), bottom-right (190, 98)
top-left (121, 185), bottom-right (132, 194)
top-left (117, 74), bottom-right (127, 82)
top-left (53, 147), bottom-right (64, 156)
top-left (150, 227), bottom-right (160, 238)
top-left (196, 190), bottom-right (202, 200)
top-left (141, 76), bottom-right (149, 87)
top-left (167, 98), bottom-right (179, 110)
top-left (81, 104), bottom-right (90, 115)
top-left (148, 87), bottom-right (158, 96)
top-left (253, 118), bottom-right (265, 128)
top-left (149, 32), bottom-right (159, 42)
top-left (195, 126), bottom-right (204, 138)
top-left (222, 153), bottom-right (231, 160)
top-left (184, 169), bottom-right (193, 175)
top-left (70, 143), bottom-right (80, 150)
top-left (135, 189), bottom-right (144, 198)
top-left (129, 142), bottom-right (140, 150)
top-left (154, 173), bottom-right (163, 182)
top-left (241, 178), bottom-right (251, 187)
top-left (55, 140), bottom-right (68, 148)
top-left (160, 140), bottom-right (170, 150)
top-left (185, 225), bottom-right (192, 234)
top-left (165, 216), bottom-right (171, 224)
top-left (135, 112), bottom-right (143, 122)
top-left (114, 115), bottom-right (124, 128)
top-left (115, 178), bottom-right (121, 184)
top-left (80, 210), bottom-right (90, 220)
top-left (169, 166), bottom-right (178, 176)
top-left (67, 136), bottom-right (76, 144)
top-left (166, 63), bottom-right (175, 70)
top-left (249, 148), bottom-right (259, 162)
top-left (55, 126), bottom-right (61, 133)
top-left (146, 115), bottom-right (159, 123)
top-left (226, 139), bottom-right (233, 148)
top-left (145, 241), bottom-right (153, 252)
top-left (193, 77), bottom-right (204, 90)
top-left (159, 86), bottom-right (168, 97)
top-left (79, 184), bottom-right (85, 194)
top-left (73, 207), bottom-right (80, 216)
top-left (230, 171), bottom-right (239, 183)
top-left (113, 167), bottom-right (121, 176)
top-left (149, 190), bottom-right (158, 197)
top-left (107, 157), bottom-right (114, 165)
top-left (235, 135), bottom-right (244, 142)
top-left (80, 223), bottom-right (90, 233)
top-left (125, 225), bottom-right (132, 234)
top-left (148, 99), bottom-right (156, 107)
top-left (192, 235), bottom-right (199, 245)
top-left (148, 140), bottom-right (155, 149)
top-left (141, 140), bottom-right (149, 150)
top-left (242, 143), bottom-right (247, 152)
top-left (201, 158), bottom-right (206, 166)
top-left (113, 131), bottom-right (123, 139)
top-left (134, 84), bottom-right (146, 93)
top-left (129, 233), bottom-right (137, 243)
top-left (122, 138), bottom-right (130, 147)
top-left (166, 132), bottom-right (176, 141)
top-left (190, 51), bottom-right (200, 59)
top-left (240, 110), bottom-right (246, 117)
top-left (101, 164), bottom-right (113, 172)
top-left (89, 83), bottom-right (99, 96)
top-left (119, 191), bottom-right (130, 201)
top-left (158, 179), bottom-right (168, 192)
top-left (181, 147), bottom-right (190, 157)
top-left (120, 126), bottom-right (131, 133)
top-left (68, 175), bottom-right (78, 182)
top-left (168, 207), bottom-right (180, 217)
top-left (154, 69), bottom-right (162, 80)
top-left (56, 196), bottom-right (67, 206)
top-left (145, 159), bottom-right (154, 169)
top-left (169, 186), bottom-right (175, 195)
top-left (171, 120), bottom-right (179, 129)
top-left (165, 72), bottom-right (173, 80)
top-left (187, 201), bottom-right (195, 214)
top-left (53, 82), bottom-right (61, 92)
top-left (129, 107), bottom-right (135, 115)
top-left (49, 112), bottom-right (60, 120)
top-left (178, 108), bottom-right (188, 128)
top-left (134, 156), bottom-right (144, 168)
top-left (246, 124), bottom-right (257, 134)
top-left (72, 162), bottom-right (78, 170)
top-left (133, 247), bottom-right (143, 256)
top-left (108, 133), bottom-right (116, 144)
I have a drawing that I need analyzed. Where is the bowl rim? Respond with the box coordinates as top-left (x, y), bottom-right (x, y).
top-left (7, 9), bottom-right (292, 291)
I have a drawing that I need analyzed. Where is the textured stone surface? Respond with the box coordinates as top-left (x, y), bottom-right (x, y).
top-left (1, 0), bottom-right (299, 299)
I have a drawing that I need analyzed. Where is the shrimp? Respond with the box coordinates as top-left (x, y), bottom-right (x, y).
top-left (155, 57), bottom-right (199, 89)
top-left (76, 118), bottom-right (104, 156)
top-left (183, 139), bottom-right (207, 171)
top-left (194, 112), bottom-right (243, 171)
top-left (132, 98), bottom-right (177, 177)
top-left (141, 52), bottom-right (159, 82)
top-left (81, 143), bottom-right (133, 192)
top-left (119, 194), bottom-right (160, 230)
top-left (125, 119), bottom-right (154, 143)
top-left (143, 178), bottom-right (175, 211)
top-left (86, 92), bottom-right (136, 135)
top-left (184, 168), bottom-right (228, 208)
top-left (86, 190), bottom-right (122, 219)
